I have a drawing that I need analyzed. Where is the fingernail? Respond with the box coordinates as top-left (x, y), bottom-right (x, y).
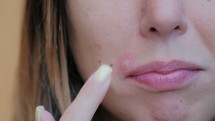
top-left (94, 64), bottom-right (112, 83)
top-left (35, 106), bottom-right (45, 121)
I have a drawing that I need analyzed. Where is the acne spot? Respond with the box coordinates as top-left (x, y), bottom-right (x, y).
top-left (119, 111), bottom-right (124, 117)
top-left (109, 64), bottom-right (113, 67)
top-left (98, 60), bottom-right (101, 64)
top-left (95, 43), bottom-right (102, 50)
top-left (151, 97), bottom-right (189, 121)
top-left (141, 7), bottom-right (144, 12)
top-left (88, 45), bottom-right (92, 49)
top-left (116, 53), bottom-right (136, 75)
top-left (94, 39), bottom-right (102, 50)
top-left (89, 42), bottom-right (102, 50)
top-left (120, 54), bottom-right (135, 68)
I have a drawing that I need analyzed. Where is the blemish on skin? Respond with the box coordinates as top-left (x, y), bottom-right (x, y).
top-left (118, 110), bottom-right (125, 118)
top-left (88, 45), bottom-right (92, 49)
top-left (109, 64), bottom-right (113, 67)
top-left (141, 7), bottom-right (144, 12)
top-left (95, 43), bottom-right (102, 50)
top-left (98, 60), bottom-right (101, 64)
top-left (151, 97), bottom-right (189, 121)
top-left (116, 53), bottom-right (136, 76)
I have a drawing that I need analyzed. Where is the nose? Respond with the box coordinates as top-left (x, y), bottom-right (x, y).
top-left (140, 0), bottom-right (187, 39)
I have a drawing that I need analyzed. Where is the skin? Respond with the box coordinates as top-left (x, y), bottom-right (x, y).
top-left (38, 0), bottom-right (215, 121)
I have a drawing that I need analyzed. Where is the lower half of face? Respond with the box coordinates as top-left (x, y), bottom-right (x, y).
top-left (69, 0), bottom-right (215, 121)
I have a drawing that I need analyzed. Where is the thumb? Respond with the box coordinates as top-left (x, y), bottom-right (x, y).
top-left (35, 106), bottom-right (55, 121)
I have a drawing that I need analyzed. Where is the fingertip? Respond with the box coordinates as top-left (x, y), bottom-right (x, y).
top-left (35, 106), bottom-right (44, 121)
top-left (35, 106), bottom-right (55, 121)
top-left (94, 64), bottom-right (113, 83)
top-left (41, 110), bottom-right (56, 121)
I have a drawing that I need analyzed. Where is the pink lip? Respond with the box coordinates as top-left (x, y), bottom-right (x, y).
top-left (126, 60), bottom-right (204, 91)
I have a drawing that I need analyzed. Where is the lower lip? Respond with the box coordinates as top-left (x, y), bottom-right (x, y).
top-left (129, 70), bottom-right (200, 91)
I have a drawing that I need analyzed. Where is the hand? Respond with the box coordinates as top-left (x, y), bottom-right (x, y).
top-left (35, 64), bottom-right (112, 121)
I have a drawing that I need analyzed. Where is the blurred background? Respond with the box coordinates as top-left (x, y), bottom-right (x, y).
top-left (0, 0), bottom-right (24, 121)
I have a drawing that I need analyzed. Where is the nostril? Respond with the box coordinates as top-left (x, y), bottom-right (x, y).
top-left (150, 27), bottom-right (157, 32)
top-left (148, 25), bottom-right (182, 35)
top-left (175, 26), bottom-right (180, 30)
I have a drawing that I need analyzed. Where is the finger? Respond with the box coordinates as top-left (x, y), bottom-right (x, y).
top-left (60, 64), bottom-right (112, 121)
top-left (35, 106), bottom-right (55, 121)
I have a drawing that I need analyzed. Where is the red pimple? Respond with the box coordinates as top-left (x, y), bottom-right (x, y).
top-left (116, 53), bottom-right (136, 76)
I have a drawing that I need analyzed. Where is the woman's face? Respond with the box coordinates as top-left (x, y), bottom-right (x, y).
top-left (68, 0), bottom-right (215, 121)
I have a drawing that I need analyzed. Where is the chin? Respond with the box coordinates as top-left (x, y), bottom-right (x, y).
top-left (103, 72), bottom-right (215, 121)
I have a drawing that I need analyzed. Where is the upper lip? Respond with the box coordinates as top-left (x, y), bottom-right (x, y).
top-left (126, 60), bottom-right (204, 77)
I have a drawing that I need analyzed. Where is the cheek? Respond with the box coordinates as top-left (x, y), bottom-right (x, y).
top-left (72, 39), bottom-right (118, 81)
top-left (186, 0), bottom-right (215, 59)
top-left (71, 39), bottom-right (103, 80)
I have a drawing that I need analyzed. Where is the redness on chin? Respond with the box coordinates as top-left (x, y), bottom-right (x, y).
top-left (151, 96), bottom-right (189, 121)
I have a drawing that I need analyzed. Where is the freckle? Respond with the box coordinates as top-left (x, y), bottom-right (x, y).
top-left (141, 7), bottom-right (144, 12)
top-left (119, 111), bottom-right (123, 116)
top-left (109, 64), bottom-right (113, 67)
top-left (89, 45), bottom-right (92, 49)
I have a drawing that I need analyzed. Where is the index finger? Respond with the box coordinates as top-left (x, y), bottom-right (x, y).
top-left (60, 64), bottom-right (112, 121)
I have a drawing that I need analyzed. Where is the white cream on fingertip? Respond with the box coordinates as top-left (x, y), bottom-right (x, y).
top-left (35, 106), bottom-right (45, 121)
top-left (94, 64), bottom-right (113, 83)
